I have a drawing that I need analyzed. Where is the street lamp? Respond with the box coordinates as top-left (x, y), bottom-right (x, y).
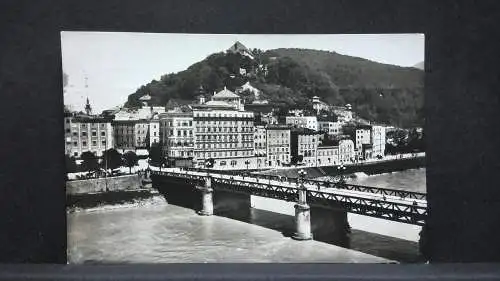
top-left (298, 169), bottom-right (307, 204)
top-left (337, 164), bottom-right (347, 185)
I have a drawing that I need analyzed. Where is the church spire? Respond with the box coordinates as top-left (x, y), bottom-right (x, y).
top-left (85, 97), bottom-right (92, 115)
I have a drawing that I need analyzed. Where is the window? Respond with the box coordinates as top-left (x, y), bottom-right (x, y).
top-left (82, 141), bottom-right (87, 147)
top-left (81, 132), bottom-right (87, 136)
top-left (92, 141), bottom-right (97, 146)
top-left (73, 141), bottom-right (77, 146)
top-left (102, 141), bottom-right (106, 146)
top-left (92, 132), bottom-right (97, 137)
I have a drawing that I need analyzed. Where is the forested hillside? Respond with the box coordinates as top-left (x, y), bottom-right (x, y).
top-left (126, 47), bottom-right (424, 127)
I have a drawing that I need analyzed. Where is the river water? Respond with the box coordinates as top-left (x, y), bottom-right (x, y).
top-left (67, 168), bottom-right (426, 264)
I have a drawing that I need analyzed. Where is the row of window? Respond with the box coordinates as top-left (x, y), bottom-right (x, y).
top-left (68, 131), bottom-right (107, 137)
top-left (195, 150), bottom-right (252, 158)
top-left (196, 142), bottom-right (253, 149)
top-left (196, 135), bottom-right (252, 141)
top-left (195, 127), bottom-right (252, 133)
top-left (194, 113), bottom-right (252, 118)
top-left (68, 140), bottom-right (106, 147)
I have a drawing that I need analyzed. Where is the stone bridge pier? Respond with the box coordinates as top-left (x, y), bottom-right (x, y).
top-left (196, 177), bottom-right (213, 216)
top-left (293, 184), bottom-right (313, 240)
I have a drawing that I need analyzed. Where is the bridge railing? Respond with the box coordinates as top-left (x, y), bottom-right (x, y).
top-left (154, 168), bottom-right (426, 201)
top-left (151, 169), bottom-right (427, 225)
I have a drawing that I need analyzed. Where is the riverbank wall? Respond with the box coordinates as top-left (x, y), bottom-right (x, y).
top-left (66, 174), bottom-right (157, 209)
top-left (66, 174), bottom-right (142, 195)
top-left (255, 156), bottom-right (425, 179)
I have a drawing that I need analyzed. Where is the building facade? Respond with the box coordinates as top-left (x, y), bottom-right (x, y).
top-left (316, 146), bottom-right (339, 166)
top-left (112, 120), bottom-right (136, 151)
top-left (285, 116), bottom-right (318, 131)
top-left (160, 111), bottom-right (194, 160)
top-left (339, 139), bottom-right (355, 164)
top-left (134, 120), bottom-right (149, 149)
top-left (371, 125), bottom-right (386, 157)
top-left (149, 118), bottom-right (160, 147)
top-left (65, 115), bottom-right (114, 158)
top-left (318, 121), bottom-right (342, 136)
top-left (254, 125), bottom-right (267, 156)
top-left (355, 126), bottom-right (372, 151)
top-left (192, 103), bottom-right (254, 168)
top-left (266, 125), bottom-right (291, 167)
top-left (291, 128), bottom-right (321, 167)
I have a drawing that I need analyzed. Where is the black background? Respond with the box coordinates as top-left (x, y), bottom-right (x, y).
top-left (0, 0), bottom-right (500, 278)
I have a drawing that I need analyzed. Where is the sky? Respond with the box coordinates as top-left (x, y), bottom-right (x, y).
top-left (61, 32), bottom-right (424, 113)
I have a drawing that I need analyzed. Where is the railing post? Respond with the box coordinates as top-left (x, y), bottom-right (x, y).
top-left (197, 176), bottom-right (213, 216)
top-left (293, 169), bottom-right (313, 241)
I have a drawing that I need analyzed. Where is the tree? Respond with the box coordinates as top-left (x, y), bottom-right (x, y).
top-left (291, 155), bottom-right (304, 165)
top-left (65, 154), bottom-right (77, 173)
top-left (102, 149), bottom-right (122, 172)
top-left (149, 142), bottom-right (163, 167)
top-left (123, 151), bottom-right (139, 174)
top-left (80, 151), bottom-right (99, 175)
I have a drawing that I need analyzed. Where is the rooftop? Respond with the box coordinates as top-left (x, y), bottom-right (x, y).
top-left (212, 87), bottom-right (240, 99)
top-left (291, 127), bottom-right (322, 135)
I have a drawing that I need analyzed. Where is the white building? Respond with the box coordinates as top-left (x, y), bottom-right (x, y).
top-left (355, 126), bottom-right (372, 151)
top-left (339, 139), bottom-right (355, 164)
top-left (159, 111), bottom-right (194, 160)
top-left (291, 128), bottom-right (321, 167)
top-left (317, 146), bottom-right (340, 166)
top-left (371, 125), bottom-right (386, 157)
top-left (254, 125), bottom-right (267, 156)
top-left (149, 118), bottom-right (160, 147)
top-left (318, 120), bottom-right (342, 136)
top-left (266, 125), bottom-right (291, 167)
top-left (134, 120), bottom-right (149, 149)
top-left (285, 116), bottom-right (318, 131)
top-left (64, 114), bottom-right (114, 158)
top-left (191, 100), bottom-right (254, 169)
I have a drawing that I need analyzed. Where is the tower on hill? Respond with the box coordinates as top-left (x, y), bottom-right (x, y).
top-left (227, 41), bottom-right (254, 60)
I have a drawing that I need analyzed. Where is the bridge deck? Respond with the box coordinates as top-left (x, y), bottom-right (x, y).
top-left (150, 167), bottom-right (427, 226)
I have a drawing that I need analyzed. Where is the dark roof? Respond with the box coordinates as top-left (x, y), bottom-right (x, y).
top-left (291, 127), bottom-right (321, 135)
top-left (266, 124), bottom-right (292, 130)
top-left (356, 124), bottom-right (372, 130)
top-left (245, 104), bottom-right (274, 114)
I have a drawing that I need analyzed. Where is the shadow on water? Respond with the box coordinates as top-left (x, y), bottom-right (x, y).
top-left (154, 182), bottom-right (423, 263)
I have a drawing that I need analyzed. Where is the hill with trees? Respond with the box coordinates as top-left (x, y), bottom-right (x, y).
top-left (125, 47), bottom-right (424, 127)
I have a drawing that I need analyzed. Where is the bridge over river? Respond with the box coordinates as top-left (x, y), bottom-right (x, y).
top-left (149, 167), bottom-right (427, 241)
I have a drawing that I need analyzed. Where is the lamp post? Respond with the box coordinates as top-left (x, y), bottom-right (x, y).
top-left (337, 164), bottom-right (347, 186)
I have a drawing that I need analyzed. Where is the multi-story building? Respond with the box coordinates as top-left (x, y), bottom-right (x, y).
top-left (112, 120), bottom-right (136, 151)
top-left (160, 111), bottom-right (194, 160)
top-left (64, 114), bottom-right (113, 158)
top-left (149, 118), bottom-right (160, 147)
top-left (316, 146), bottom-right (340, 166)
top-left (339, 139), bottom-right (355, 164)
top-left (371, 125), bottom-right (386, 157)
top-left (254, 125), bottom-right (267, 156)
top-left (134, 120), bottom-right (149, 149)
top-left (191, 100), bottom-right (254, 169)
top-left (266, 125), bottom-right (291, 167)
top-left (318, 120), bottom-right (342, 136)
top-left (290, 128), bottom-right (321, 167)
top-left (285, 116), bottom-right (318, 131)
top-left (355, 125), bottom-right (372, 151)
